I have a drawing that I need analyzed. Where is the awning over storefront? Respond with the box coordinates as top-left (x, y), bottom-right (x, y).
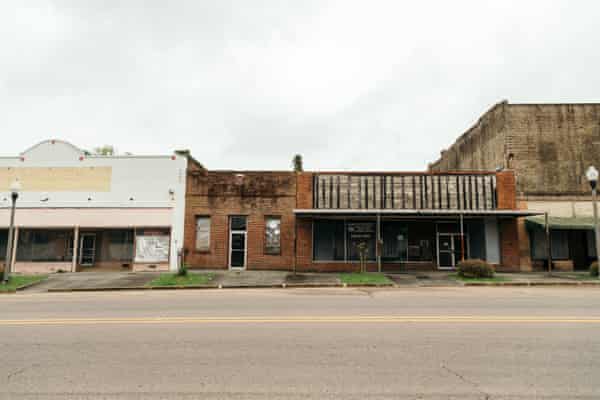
top-left (294, 209), bottom-right (542, 218)
top-left (525, 215), bottom-right (596, 231)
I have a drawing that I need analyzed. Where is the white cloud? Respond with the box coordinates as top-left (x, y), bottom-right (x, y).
top-left (1, 0), bottom-right (599, 169)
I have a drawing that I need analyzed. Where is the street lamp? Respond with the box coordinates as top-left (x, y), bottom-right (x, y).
top-left (2, 180), bottom-right (21, 284)
top-left (586, 166), bottom-right (600, 279)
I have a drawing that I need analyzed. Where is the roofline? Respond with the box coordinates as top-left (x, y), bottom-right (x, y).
top-left (309, 170), bottom-right (499, 175)
top-left (506, 102), bottom-right (600, 106)
top-left (20, 139), bottom-right (84, 156)
top-left (294, 209), bottom-right (541, 217)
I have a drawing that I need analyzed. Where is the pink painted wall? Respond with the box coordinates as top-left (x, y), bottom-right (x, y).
top-left (0, 208), bottom-right (172, 228)
top-left (14, 262), bottom-right (72, 274)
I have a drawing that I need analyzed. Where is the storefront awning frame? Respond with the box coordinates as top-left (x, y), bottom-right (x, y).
top-left (525, 215), bottom-right (597, 231)
top-left (294, 209), bottom-right (541, 218)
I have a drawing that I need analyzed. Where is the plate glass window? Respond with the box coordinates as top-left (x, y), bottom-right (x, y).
top-left (195, 216), bottom-right (211, 252)
top-left (265, 217), bottom-right (281, 255)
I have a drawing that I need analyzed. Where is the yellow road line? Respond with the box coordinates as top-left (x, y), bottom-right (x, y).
top-left (1, 315), bottom-right (600, 326)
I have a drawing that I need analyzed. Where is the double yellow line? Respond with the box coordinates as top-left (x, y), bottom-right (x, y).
top-left (1, 315), bottom-right (600, 326)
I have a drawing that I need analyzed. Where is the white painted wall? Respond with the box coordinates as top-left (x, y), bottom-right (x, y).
top-left (0, 140), bottom-right (188, 271)
top-left (527, 200), bottom-right (594, 218)
top-left (484, 217), bottom-right (501, 264)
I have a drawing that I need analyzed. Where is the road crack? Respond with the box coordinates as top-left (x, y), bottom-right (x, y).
top-left (441, 362), bottom-right (491, 400)
top-left (6, 363), bottom-right (38, 382)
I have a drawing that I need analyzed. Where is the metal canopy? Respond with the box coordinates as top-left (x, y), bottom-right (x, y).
top-left (525, 215), bottom-right (597, 231)
top-left (294, 208), bottom-right (542, 218)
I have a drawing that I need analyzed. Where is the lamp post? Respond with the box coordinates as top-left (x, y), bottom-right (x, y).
top-left (2, 180), bottom-right (21, 284)
top-left (586, 166), bottom-right (600, 279)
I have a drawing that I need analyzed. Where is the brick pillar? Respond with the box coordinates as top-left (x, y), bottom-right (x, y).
top-left (295, 172), bottom-right (314, 271)
top-left (496, 170), bottom-right (517, 210)
top-left (295, 218), bottom-right (313, 271)
top-left (499, 219), bottom-right (520, 271)
top-left (296, 172), bottom-right (314, 209)
top-left (516, 200), bottom-right (532, 272)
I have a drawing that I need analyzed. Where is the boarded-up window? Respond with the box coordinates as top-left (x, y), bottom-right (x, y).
top-left (196, 216), bottom-right (211, 252)
top-left (265, 217), bottom-right (281, 255)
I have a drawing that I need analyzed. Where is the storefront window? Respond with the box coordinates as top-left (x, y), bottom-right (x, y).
top-left (16, 229), bottom-right (71, 262)
top-left (382, 222), bottom-right (408, 262)
top-left (0, 230), bottom-right (7, 261)
top-left (106, 230), bottom-right (134, 261)
top-left (530, 229), bottom-right (570, 260)
top-left (347, 222), bottom-right (376, 261)
top-left (313, 220), bottom-right (345, 261)
top-left (195, 216), bottom-right (211, 251)
top-left (265, 217), bottom-right (281, 255)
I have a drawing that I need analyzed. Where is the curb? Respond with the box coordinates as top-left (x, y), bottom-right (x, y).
top-left (45, 282), bottom-right (398, 292)
top-left (0, 277), bottom-right (49, 294)
top-left (462, 281), bottom-right (600, 287)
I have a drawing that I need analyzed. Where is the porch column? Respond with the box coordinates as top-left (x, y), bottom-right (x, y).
top-left (9, 227), bottom-right (19, 273)
top-left (376, 213), bottom-right (382, 272)
top-left (72, 226), bottom-right (79, 272)
top-left (293, 217), bottom-right (297, 275)
top-left (459, 214), bottom-right (465, 261)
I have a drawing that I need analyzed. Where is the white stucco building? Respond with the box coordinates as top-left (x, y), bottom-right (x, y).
top-left (0, 140), bottom-right (187, 273)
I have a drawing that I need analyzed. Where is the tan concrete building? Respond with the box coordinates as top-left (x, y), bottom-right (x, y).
top-left (431, 101), bottom-right (600, 271)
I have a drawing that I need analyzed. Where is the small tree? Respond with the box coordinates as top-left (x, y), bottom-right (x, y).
top-left (94, 145), bottom-right (116, 156)
top-left (355, 241), bottom-right (368, 273)
top-left (292, 154), bottom-right (304, 172)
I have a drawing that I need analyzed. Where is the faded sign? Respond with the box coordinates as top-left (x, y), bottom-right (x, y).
top-left (135, 235), bottom-right (170, 263)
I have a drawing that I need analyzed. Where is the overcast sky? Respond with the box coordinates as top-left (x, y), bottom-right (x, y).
top-left (1, 1), bottom-right (599, 170)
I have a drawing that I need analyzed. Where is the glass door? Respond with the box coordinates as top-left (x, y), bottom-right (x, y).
top-left (437, 233), bottom-right (468, 269)
top-left (437, 233), bottom-right (454, 269)
top-left (79, 233), bottom-right (96, 266)
top-left (229, 216), bottom-right (247, 269)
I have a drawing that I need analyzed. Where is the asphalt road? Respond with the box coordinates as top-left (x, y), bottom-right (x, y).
top-left (1, 286), bottom-right (599, 399)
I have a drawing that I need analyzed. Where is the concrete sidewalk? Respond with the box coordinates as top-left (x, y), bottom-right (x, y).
top-left (16, 270), bottom-right (600, 293)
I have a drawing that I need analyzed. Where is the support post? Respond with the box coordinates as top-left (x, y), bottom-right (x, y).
top-left (293, 217), bottom-right (297, 275)
top-left (11, 227), bottom-right (19, 274)
top-left (545, 212), bottom-right (552, 275)
top-left (593, 189), bottom-right (600, 278)
top-left (376, 213), bottom-right (381, 273)
top-left (72, 226), bottom-right (79, 272)
top-left (2, 196), bottom-right (17, 283)
top-left (459, 213), bottom-right (465, 262)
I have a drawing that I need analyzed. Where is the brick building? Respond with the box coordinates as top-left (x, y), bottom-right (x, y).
top-left (430, 101), bottom-right (600, 271)
top-left (183, 165), bottom-right (532, 272)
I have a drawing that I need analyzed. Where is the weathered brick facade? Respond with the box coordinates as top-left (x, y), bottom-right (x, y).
top-left (431, 101), bottom-right (600, 198)
top-left (431, 101), bottom-right (600, 271)
top-left (184, 170), bottom-right (297, 270)
top-left (184, 165), bottom-right (521, 272)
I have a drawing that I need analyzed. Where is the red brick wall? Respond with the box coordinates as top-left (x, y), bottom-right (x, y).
top-left (498, 219), bottom-right (520, 271)
top-left (496, 170), bottom-right (517, 210)
top-left (296, 172), bottom-right (313, 209)
top-left (184, 171), bottom-right (297, 270)
top-left (184, 168), bottom-right (522, 272)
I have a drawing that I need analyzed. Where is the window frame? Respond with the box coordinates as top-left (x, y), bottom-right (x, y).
top-left (195, 215), bottom-right (211, 253)
top-left (264, 215), bottom-right (282, 255)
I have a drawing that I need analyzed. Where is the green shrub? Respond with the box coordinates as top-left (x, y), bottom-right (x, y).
top-left (456, 259), bottom-right (495, 279)
top-left (590, 261), bottom-right (599, 277)
top-left (177, 263), bottom-right (188, 277)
